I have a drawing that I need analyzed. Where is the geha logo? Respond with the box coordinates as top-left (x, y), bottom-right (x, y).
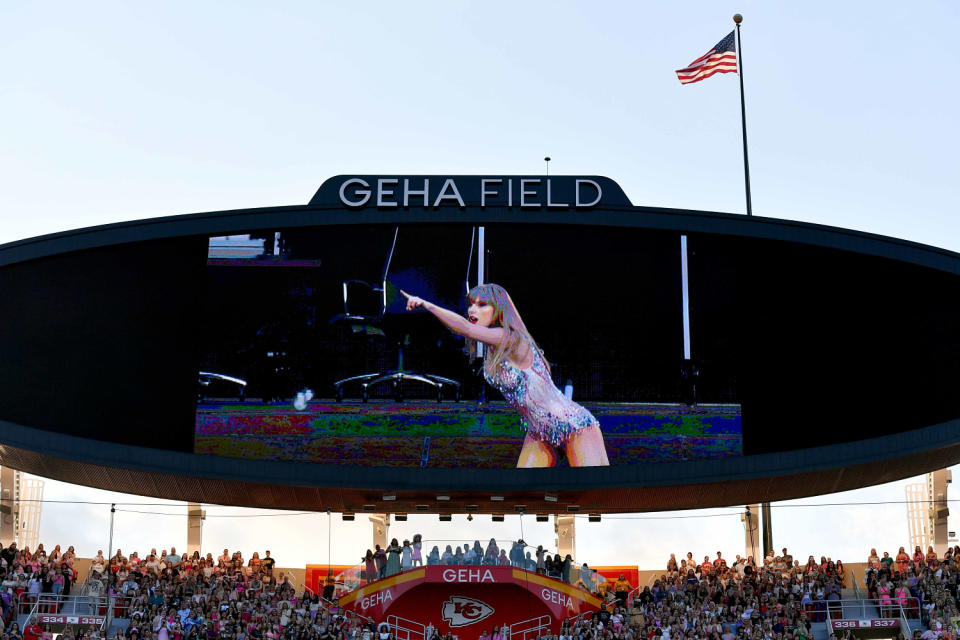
top-left (441, 596), bottom-right (495, 627)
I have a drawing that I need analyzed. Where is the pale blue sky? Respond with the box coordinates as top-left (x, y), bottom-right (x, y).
top-left (1, 1), bottom-right (958, 571)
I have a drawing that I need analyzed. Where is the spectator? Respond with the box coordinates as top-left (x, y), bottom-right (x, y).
top-left (426, 546), bottom-right (439, 566)
top-left (0, 544), bottom-right (16, 569)
top-left (23, 620), bottom-right (41, 640)
top-left (577, 563), bottom-right (595, 593)
top-left (548, 554), bottom-right (562, 580)
top-left (363, 550), bottom-right (375, 584)
top-left (614, 573), bottom-right (631, 605)
top-left (322, 575), bottom-right (335, 602)
top-left (483, 539), bottom-right (499, 566)
top-left (412, 535), bottom-right (423, 568)
top-left (464, 544), bottom-right (477, 566)
top-left (164, 548), bottom-right (181, 568)
top-left (881, 551), bottom-right (895, 576)
top-left (471, 541), bottom-right (483, 566)
top-left (896, 547), bottom-right (912, 575)
top-left (561, 555), bottom-right (573, 584)
top-left (509, 541), bottom-right (524, 568)
top-left (385, 539), bottom-right (401, 577)
top-left (374, 545), bottom-right (386, 578)
top-left (700, 556), bottom-right (713, 575)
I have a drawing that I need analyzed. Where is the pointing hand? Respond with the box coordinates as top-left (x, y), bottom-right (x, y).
top-left (400, 290), bottom-right (424, 311)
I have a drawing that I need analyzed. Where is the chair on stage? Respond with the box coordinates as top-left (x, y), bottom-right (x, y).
top-left (330, 226), bottom-right (473, 403)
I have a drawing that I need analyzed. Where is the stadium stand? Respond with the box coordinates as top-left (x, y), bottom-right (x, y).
top-left (1, 541), bottom-right (957, 640)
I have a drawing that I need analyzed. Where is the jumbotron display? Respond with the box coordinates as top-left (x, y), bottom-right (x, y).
top-left (0, 174), bottom-right (957, 511)
top-left (194, 224), bottom-right (742, 468)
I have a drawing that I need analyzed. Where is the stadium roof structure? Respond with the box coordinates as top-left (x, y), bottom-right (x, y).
top-left (1, 175), bottom-right (958, 513)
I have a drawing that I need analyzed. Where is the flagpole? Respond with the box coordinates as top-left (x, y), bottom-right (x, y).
top-left (734, 13), bottom-right (753, 217)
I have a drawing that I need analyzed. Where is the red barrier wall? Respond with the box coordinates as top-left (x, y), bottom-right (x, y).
top-left (339, 566), bottom-right (602, 635)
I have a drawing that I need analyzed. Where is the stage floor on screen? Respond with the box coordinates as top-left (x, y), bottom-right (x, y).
top-left (194, 400), bottom-right (741, 467)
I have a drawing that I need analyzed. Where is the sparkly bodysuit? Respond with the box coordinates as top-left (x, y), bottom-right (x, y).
top-left (483, 341), bottom-right (596, 447)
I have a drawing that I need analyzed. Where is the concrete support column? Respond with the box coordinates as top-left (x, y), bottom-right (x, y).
top-left (554, 515), bottom-right (576, 560)
top-left (370, 514), bottom-right (389, 550)
top-left (187, 503), bottom-right (205, 556)
top-left (761, 502), bottom-right (773, 559)
top-left (741, 504), bottom-right (760, 561)
top-left (931, 469), bottom-right (951, 554)
top-left (0, 467), bottom-right (14, 547)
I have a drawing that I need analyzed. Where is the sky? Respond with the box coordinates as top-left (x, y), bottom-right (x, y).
top-left (1, 1), bottom-right (959, 574)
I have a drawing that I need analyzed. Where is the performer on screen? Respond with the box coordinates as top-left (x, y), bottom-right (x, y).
top-left (401, 283), bottom-right (609, 468)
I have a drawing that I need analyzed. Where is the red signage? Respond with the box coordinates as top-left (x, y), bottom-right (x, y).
top-left (441, 596), bottom-right (495, 627)
top-left (338, 566), bottom-right (602, 635)
top-left (440, 568), bottom-right (499, 583)
top-left (830, 620), bottom-right (900, 630)
top-left (37, 616), bottom-right (106, 626)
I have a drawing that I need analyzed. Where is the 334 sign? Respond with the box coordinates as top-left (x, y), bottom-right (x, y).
top-left (38, 615), bottom-right (105, 625)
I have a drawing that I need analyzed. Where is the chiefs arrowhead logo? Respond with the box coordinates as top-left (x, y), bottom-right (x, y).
top-left (441, 596), bottom-right (495, 627)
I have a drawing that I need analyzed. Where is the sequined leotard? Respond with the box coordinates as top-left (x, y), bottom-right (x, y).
top-left (483, 341), bottom-right (597, 447)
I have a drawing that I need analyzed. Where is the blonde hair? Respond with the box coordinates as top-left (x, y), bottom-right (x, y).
top-left (466, 283), bottom-right (550, 378)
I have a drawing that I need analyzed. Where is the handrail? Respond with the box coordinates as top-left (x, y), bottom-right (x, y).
top-left (26, 595), bottom-right (41, 627)
top-left (563, 611), bottom-right (595, 626)
top-left (298, 582), bottom-right (371, 624)
top-left (388, 614), bottom-right (426, 640)
top-left (17, 595), bottom-right (115, 632)
top-left (898, 601), bottom-right (912, 638)
top-left (825, 593), bottom-right (835, 630)
top-left (823, 597), bottom-right (920, 620)
top-left (852, 569), bottom-right (862, 601)
top-left (508, 615), bottom-right (551, 640)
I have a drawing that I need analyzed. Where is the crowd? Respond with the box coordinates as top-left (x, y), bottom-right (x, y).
top-left (549, 545), bottom-right (960, 640)
top-left (861, 545), bottom-right (960, 634)
top-left (360, 538), bottom-right (603, 591)
top-left (0, 541), bottom-right (375, 640)
top-left (0, 540), bottom-right (956, 640)
top-left (0, 542), bottom-right (80, 621)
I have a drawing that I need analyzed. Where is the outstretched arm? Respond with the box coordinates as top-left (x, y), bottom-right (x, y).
top-left (401, 290), bottom-right (505, 347)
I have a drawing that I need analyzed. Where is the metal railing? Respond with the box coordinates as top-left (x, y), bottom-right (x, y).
top-left (388, 615), bottom-right (427, 640)
top-left (300, 581), bottom-right (372, 624)
top-left (19, 595), bottom-right (112, 634)
top-left (508, 615), bottom-right (551, 640)
top-left (823, 598), bottom-right (919, 638)
top-left (15, 593), bottom-right (112, 617)
top-left (564, 611), bottom-right (595, 626)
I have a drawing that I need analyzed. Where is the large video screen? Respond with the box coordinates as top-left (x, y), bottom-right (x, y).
top-left (194, 224), bottom-right (742, 468)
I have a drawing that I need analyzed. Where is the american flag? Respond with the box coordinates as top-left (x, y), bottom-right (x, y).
top-left (676, 31), bottom-right (737, 85)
